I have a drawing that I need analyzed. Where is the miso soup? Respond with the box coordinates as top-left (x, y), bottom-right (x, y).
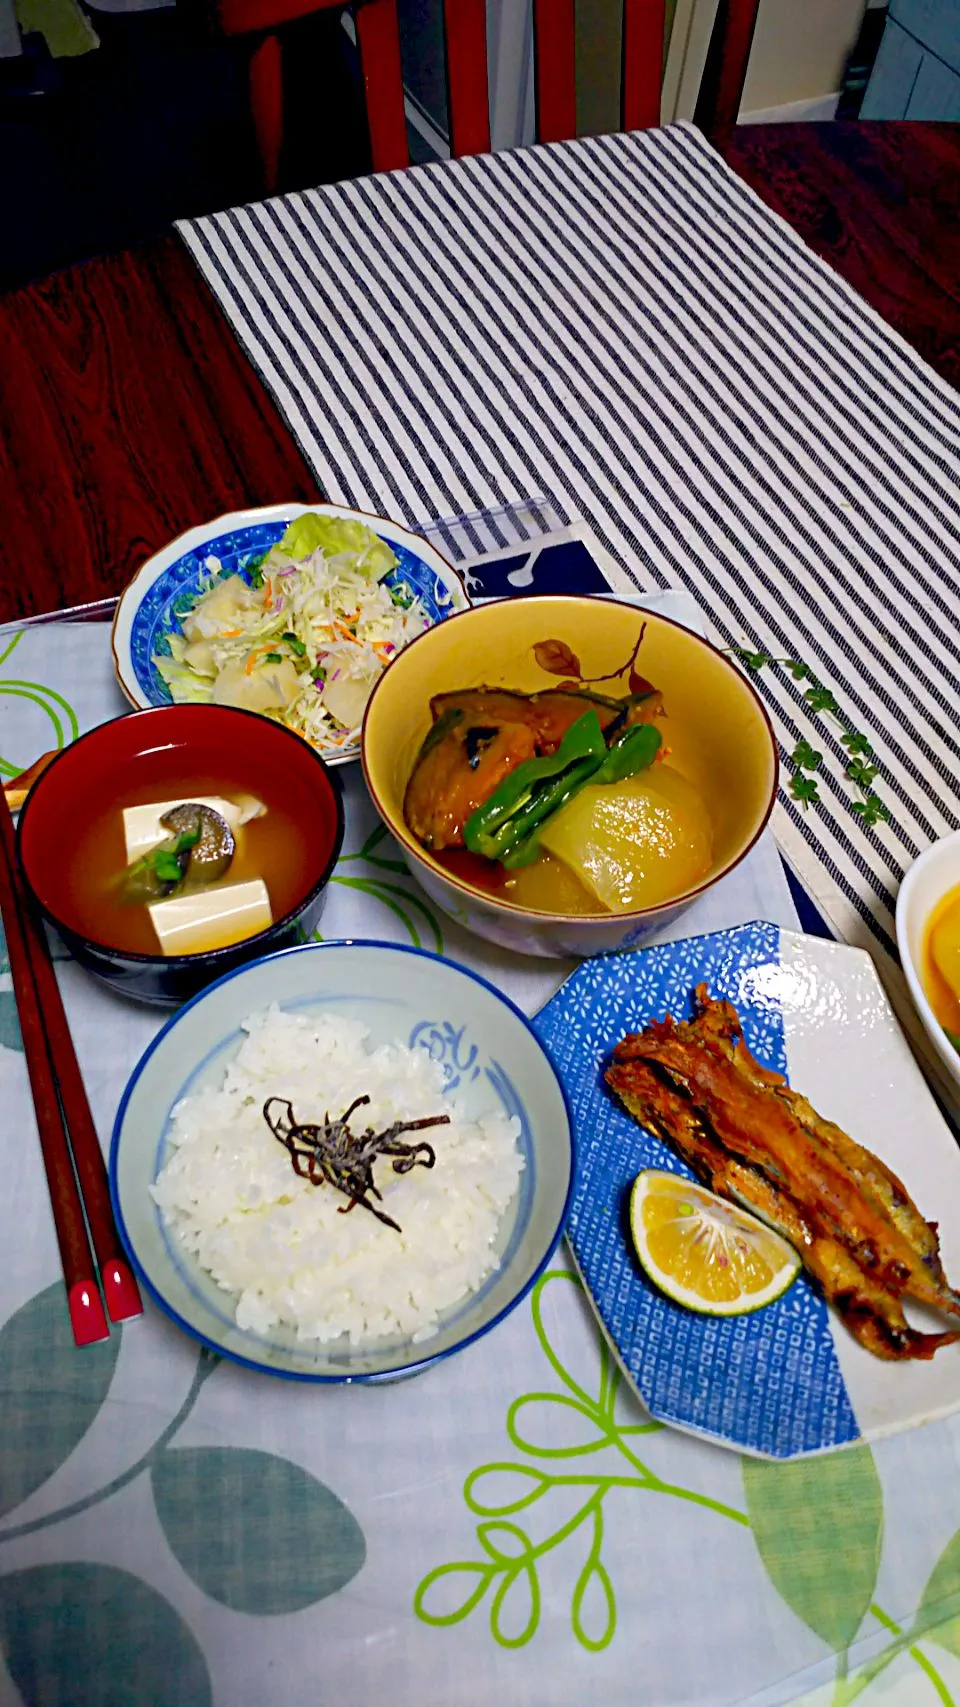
top-left (60, 765), bottom-right (316, 957)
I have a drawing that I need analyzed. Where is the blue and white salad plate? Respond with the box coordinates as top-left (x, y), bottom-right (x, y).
top-left (110, 503), bottom-right (470, 766)
top-left (534, 921), bottom-right (960, 1460)
top-left (111, 941), bottom-right (574, 1383)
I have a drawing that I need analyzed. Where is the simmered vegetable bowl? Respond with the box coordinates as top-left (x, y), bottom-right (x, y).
top-left (403, 670), bottom-right (716, 916)
top-left (153, 513), bottom-right (432, 756)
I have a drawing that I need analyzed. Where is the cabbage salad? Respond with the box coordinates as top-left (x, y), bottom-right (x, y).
top-left (154, 513), bottom-right (429, 753)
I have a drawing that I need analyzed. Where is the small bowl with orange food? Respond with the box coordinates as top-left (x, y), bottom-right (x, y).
top-left (361, 594), bottom-right (779, 960)
top-left (896, 830), bottom-right (960, 1095)
top-left (17, 704), bottom-right (344, 1006)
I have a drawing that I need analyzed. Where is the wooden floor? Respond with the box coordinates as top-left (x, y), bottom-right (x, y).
top-left (0, 238), bottom-right (319, 622)
top-left (720, 122), bottom-right (960, 389)
top-left (1, 122), bottom-right (958, 624)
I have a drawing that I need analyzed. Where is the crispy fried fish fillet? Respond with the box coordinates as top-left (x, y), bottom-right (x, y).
top-left (685, 988), bottom-right (950, 1289)
top-left (606, 988), bottom-right (960, 1361)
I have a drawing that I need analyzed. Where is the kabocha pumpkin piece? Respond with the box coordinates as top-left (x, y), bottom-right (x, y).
top-left (404, 692), bottom-right (662, 859)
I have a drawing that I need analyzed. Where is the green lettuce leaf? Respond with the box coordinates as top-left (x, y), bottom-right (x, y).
top-left (154, 656), bottom-right (215, 703)
top-left (278, 513), bottom-right (397, 577)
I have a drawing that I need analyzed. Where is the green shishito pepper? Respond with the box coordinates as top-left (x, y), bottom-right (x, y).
top-left (464, 710), bottom-right (661, 869)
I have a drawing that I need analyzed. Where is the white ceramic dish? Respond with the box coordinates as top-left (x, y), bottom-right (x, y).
top-left (111, 503), bottom-right (470, 766)
top-left (535, 921), bottom-right (960, 1459)
top-left (110, 940), bottom-right (574, 1382)
top-left (897, 830), bottom-right (960, 1098)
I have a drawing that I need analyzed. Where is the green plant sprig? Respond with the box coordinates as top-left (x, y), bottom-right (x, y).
top-left (728, 648), bottom-right (892, 827)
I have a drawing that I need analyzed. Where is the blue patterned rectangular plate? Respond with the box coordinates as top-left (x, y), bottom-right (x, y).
top-left (534, 922), bottom-right (960, 1459)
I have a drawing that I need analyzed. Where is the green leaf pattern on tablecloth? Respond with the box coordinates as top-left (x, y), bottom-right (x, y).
top-left (742, 1446), bottom-right (884, 1650)
top-left (917, 1529), bottom-right (960, 1656)
top-left (0, 628), bottom-right (79, 1053)
top-left (151, 1445), bottom-right (365, 1613)
top-left (0, 629), bottom-right (80, 780)
top-left (416, 1270), bottom-right (722, 1655)
top-left (0, 1285), bottom-right (368, 1698)
top-left (0, 1282), bottom-right (119, 1517)
top-left (0, 916), bottom-right (20, 1052)
top-left (330, 823), bottom-right (444, 953)
top-left (0, 1563), bottom-right (212, 1706)
top-left (0, 991), bottom-right (22, 1053)
top-left (418, 1269), bottom-right (960, 1703)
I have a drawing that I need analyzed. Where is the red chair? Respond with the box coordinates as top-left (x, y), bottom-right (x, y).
top-left (220, 0), bottom-right (759, 195)
top-left (214, 0), bottom-right (409, 193)
top-left (444, 0), bottom-right (668, 157)
top-left (694, 0), bottom-right (762, 139)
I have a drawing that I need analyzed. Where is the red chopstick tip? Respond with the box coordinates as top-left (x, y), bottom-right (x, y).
top-left (68, 1280), bottom-right (109, 1346)
top-left (102, 1260), bottom-right (143, 1324)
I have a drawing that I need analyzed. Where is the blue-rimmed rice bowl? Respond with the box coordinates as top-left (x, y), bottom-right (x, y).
top-left (110, 940), bottom-right (574, 1382)
top-left (111, 503), bottom-right (470, 765)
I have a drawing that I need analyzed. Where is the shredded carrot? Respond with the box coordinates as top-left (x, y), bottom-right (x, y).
top-left (220, 628), bottom-right (242, 638)
top-left (245, 645), bottom-right (274, 675)
top-left (333, 621), bottom-right (362, 645)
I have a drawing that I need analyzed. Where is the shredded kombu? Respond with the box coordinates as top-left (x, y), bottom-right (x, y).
top-left (263, 1094), bottom-right (448, 1233)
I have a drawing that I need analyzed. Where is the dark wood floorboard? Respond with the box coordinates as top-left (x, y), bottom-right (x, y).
top-left (720, 122), bottom-right (960, 390)
top-left (2, 122), bottom-right (957, 622)
top-left (0, 236), bottom-right (320, 620)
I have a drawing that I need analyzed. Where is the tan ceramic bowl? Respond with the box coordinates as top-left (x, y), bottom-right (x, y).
top-left (362, 595), bottom-right (779, 959)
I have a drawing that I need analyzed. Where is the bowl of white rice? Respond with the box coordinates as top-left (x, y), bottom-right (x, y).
top-left (110, 940), bottom-right (574, 1381)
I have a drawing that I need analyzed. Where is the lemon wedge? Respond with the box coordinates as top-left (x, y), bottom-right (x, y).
top-left (629, 1170), bottom-right (801, 1315)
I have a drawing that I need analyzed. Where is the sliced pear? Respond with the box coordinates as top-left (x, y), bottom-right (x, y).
top-left (321, 663), bottom-right (380, 731)
top-left (181, 575), bottom-right (262, 642)
top-left (211, 656), bottom-right (302, 714)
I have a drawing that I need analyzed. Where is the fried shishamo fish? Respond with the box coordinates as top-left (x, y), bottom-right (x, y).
top-left (606, 985), bottom-right (960, 1361)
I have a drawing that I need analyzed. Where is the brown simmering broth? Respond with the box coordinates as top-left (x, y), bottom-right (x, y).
top-left (436, 847), bottom-right (607, 915)
top-left (62, 769), bottom-right (316, 955)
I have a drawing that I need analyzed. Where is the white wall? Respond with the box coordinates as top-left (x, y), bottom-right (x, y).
top-left (742, 0), bottom-right (866, 110)
top-left (664, 0), bottom-right (868, 122)
top-left (0, 0), bottom-right (21, 57)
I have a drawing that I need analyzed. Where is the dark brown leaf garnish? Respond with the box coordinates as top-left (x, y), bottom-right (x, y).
top-left (533, 623), bottom-right (658, 701)
top-left (534, 639), bottom-right (582, 677)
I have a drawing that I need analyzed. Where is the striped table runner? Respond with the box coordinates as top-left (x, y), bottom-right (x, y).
top-left (178, 122), bottom-right (960, 1003)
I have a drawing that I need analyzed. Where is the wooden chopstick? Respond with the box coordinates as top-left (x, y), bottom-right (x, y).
top-left (3, 751), bottom-right (57, 811)
top-left (0, 786), bottom-right (142, 1342)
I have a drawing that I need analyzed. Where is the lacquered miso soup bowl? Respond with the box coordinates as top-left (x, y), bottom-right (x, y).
top-left (17, 704), bottom-right (344, 1006)
top-left (361, 595), bottom-right (779, 960)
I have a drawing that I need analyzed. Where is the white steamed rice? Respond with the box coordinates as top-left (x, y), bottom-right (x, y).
top-left (151, 1007), bottom-right (523, 1345)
